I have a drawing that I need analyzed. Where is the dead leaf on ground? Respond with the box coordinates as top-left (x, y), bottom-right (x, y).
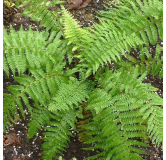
top-left (67, 0), bottom-right (91, 10)
top-left (3, 133), bottom-right (21, 146)
top-left (150, 155), bottom-right (154, 160)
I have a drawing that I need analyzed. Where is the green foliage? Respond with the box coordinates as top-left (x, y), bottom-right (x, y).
top-left (84, 68), bottom-right (162, 159)
top-left (3, 0), bottom-right (163, 159)
top-left (59, 156), bottom-right (77, 160)
top-left (16, 0), bottom-right (63, 30)
top-left (42, 108), bottom-right (82, 160)
top-left (62, 0), bottom-right (163, 74)
top-left (118, 44), bottom-right (163, 79)
top-left (48, 77), bottom-right (89, 112)
top-left (61, 5), bottom-right (91, 51)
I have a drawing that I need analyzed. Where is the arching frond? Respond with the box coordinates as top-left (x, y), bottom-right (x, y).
top-left (84, 0), bottom-right (162, 73)
top-left (117, 44), bottom-right (163, 79)
top-left (48, 77), bottom-right (89, 112)
top-left (16, 0), bottom-right (63, 31)
top-left (84, 68), bottom-right (162, 159)
top-left (3, 26), bottom-right (67, 76)
top-left (42, 107), bottom-right (83, 159)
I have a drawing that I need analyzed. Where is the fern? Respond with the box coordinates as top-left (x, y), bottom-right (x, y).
top-left (118, 44), bottom-right (163, 79)
top-left (42, 107), bottom-right (82, 159)
top-left (27, 102), bottom-right (52, 139)
top-left (62, 0), bottom-right (163, 74)
top-left (3, 0), bottom-right (163, 159)
top-left (16, 0), bottom-right (63, 30)
top-left (84, 68), bottom-right (162, 159)
top-left (48, 77), bottom-right (89, 112)
top-left (3, 25), bottom-right (67, 77)
top-left (61, 6), bottom-right (91, 50)
top-left (98, 0), bottom-right (163, 44)
top-left (139, 97), bottom-right (163, 146)
top-left (3, 93), bottom-right (20, 130)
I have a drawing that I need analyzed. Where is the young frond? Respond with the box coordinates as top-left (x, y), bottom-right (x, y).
top-left (61, 6), bottom-right (91, 51)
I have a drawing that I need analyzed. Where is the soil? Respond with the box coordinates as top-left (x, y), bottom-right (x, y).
top-left (3, 1), bottom-right (163, 160)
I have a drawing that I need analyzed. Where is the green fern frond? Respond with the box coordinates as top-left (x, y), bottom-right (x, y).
top-left (16, 0), bottom-right (63, 31)
top-left (3, 69), bottom-right (67, 129)
top-left (15, 0), bottom-right (66, 50)
top-left (3, 26), bottom-right (45, 75)
top-left (139, 94), bottom-right (163, 147)
top-left (98, 0), bottom-right (163, 45)
top-left (3, 93), bottom-right (20, 130)
top-left (27, 103), bottom-right (52, 139)
top-left (48, 77), bottom-right (89, 112)
top-left (42, 107), bottom-right (82, 160)
top-left (81, 0), bottom-right (163, 73)
top-left (86, 30), bottom-right (142, 73)
top-left (61, 6), bottom-right (91, 50)
top-left (3, 26), bottom-right (67, 76)
top-left (118, 44), bottom-right (163, 79)
top-left (84, 68), bottom-right (162, 159)
top-left (60, 0), bottom-right (162, 75)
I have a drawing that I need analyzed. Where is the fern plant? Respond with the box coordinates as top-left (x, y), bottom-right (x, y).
top-left (3, 0), bottom-right (163, 159)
